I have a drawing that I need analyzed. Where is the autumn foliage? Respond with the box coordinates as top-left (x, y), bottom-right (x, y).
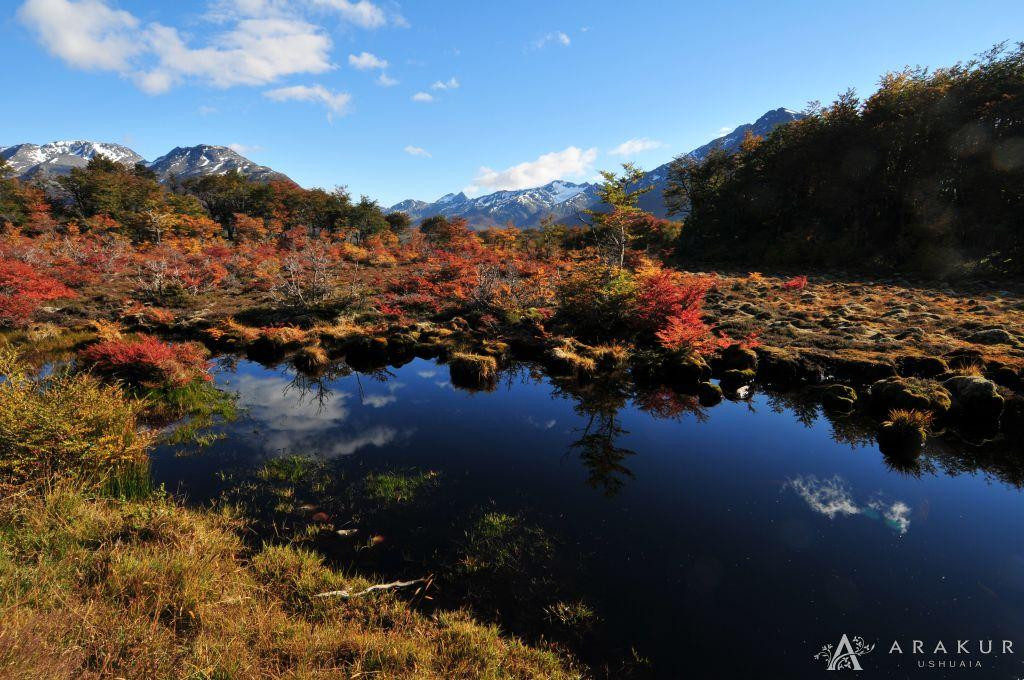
top-left (782, 275), bottom-right (808, 291)
top-left (632, 264), bottom-right (716, 352)
top-left (0, 259), bottom-right (75, 327)
top-left (79, 335), bottom-right (211, 389)
top-left (0, 153), bottom-right (739, 369)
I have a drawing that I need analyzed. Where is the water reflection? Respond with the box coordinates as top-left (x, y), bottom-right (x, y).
top-left (153, 353), bottom-right (1024, 677)
top-left (224, 365), bottom-right (412, 458)
top-left (785, 474), bottom-right (912, 535)
top-left (570, 412), bottom-right (636, 497)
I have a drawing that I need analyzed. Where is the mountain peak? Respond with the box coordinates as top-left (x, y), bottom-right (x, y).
top-left (436, 191), bottom-right (467, 204)
top-left (147, 144), bottom-right (290, 183)
top-left (388, 107), bottom-right (804, 228)
top-left (0, 140), bottom-right (144, 178)
top-left (1, 140), bottom-right (291, 184)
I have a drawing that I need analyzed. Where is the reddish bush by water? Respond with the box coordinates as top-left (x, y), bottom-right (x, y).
top-left (79, 335), bottom-right (211, 389)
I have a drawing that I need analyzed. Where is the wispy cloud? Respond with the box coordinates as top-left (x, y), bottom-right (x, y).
top-left (198, 105), bottom-right (219, 115)
top-left (348, 50), bottom-right (387, 70)
top-left (785, 475), bottom-right (911, 535)
top-left (609, 137), bottom-right (665, 156)
top-left (308, 0), bottom-right (391, 28)
top-left (431, 76), bottom-right (459, 90)
top-left (264, 84), bottom-right (352, 119)
top-left (466, 146), bottom-right (597, 194)
top-left (376, 72), bottom-right (398, 86)
top-left (404, 145), bottom-right (431, 157)
top-left (228, 142), bottom-right (262, 154)
top-left (411, 91), bottom-right (435, 103)
top-left (531, 30), bottom-right (570, 50)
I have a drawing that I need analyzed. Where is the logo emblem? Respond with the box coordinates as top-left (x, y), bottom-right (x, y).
top-left (815, 634), bottom-right (876, 670)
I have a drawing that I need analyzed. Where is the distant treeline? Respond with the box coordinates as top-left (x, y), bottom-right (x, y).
top-left (666, 43), bottom-right (1024, 276)
top-left (0, 156), bottom-right (406, 243)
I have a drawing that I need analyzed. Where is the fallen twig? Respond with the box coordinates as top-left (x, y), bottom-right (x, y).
top-left (314, 578), bottom-right (426, 600)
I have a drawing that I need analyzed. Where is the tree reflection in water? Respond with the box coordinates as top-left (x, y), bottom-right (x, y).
top-left (570, 412), bottom-right (636, 497)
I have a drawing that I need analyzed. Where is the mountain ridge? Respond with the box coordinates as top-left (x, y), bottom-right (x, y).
top-left (0, 140), bottom-right (291, 184)
top-left (388, 107), bottom-right (804, 228)
top-left (2, 108), bottom-right (803, 222)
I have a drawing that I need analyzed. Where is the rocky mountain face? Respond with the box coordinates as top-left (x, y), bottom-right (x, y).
top-left (0, 141), bottom-right (291, 184)
top-left (0, 141), bottom-right (144, 179)
top-left (388, 107), bottom-right (804, 228)
top-left (397, 181), bottom-right (602, 227)
top-left (147, 145), bottom-right (289, 183)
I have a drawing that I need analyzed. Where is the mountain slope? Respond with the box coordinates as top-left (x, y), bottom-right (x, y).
top-left (148, 145), bottom-right (290, 183)
top-left (1, 141), bottom-right (292, 184)
top-left (634, 107), bottom-right (803, 217)
top-left (0, 141), bottom-right (144, 179)
top-left (388, 107), bottom-right (805, 227)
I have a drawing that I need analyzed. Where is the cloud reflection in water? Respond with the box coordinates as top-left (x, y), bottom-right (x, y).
top-left (231, 373), bottom-right (412, 458)
top-left (785, 474), bottom-right (911, 535)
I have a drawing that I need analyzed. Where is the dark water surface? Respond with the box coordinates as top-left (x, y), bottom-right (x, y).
top-left (152, 357), bottom-right (1024, 678)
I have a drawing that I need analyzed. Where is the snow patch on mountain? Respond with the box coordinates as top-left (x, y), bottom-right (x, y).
top-left (1, 140), bottom-right (292, 184)
top-left (1, 140), bottom-right (144, 178)
top-left (387, 107), bottom-right (805, 228)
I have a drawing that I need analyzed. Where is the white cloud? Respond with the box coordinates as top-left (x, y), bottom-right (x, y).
top-left (376, 72), bottom-right (398, 86)
top-left (867, 498), bottom-right (911, 535)
top-left (467, 146), bottom-right (597, 194)
top-left (326, 425), bottom-right (402, 456)
top-left (717, 126), bottom-right (733, 135)
top-left (361, 382), bottom-right (403, 408)
top-left (20, 0), bottom-right (334, 94)
top-left (198, 105), bottom-right (219, 115)
top-left (411, 91), bottom-right (435, 103)
top-left (532, 30), bottom-right (570, 49)
top-left (348, 50), bottom-right (387, 70)
top-left (19, 0), bottom-right (143, 71)
top-left (404, 145), bottom-right (431, 157)
top-left (308, 0), bottom-right (388, 28)
top-left (786, 475), bottom-right (860, 519)
top-left (264, 84), bottom-right (352, 119)
top-left (786, 475), bottom-right (912, 535)
top-left (609, 137), bottom-right (665, 157)
top-left (228, 142), bottom-right (262, 154)
top-left (18, 0), bottom-right (402, 95)
top-left (140, 18), bottom-right (333, 93)
top-left (431, 76), bottom-right (459, 90)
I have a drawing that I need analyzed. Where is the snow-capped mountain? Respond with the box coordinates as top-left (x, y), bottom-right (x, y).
top-left (388, 107), bottom-right (804, 228)
top-left (1, 141), bottom-right (291, 184)
top-left (0, 141), bottom-right (144, 179)
top-left (388, 181), bottom-right (601, 228)
top-left (148, 145), bottom-right (288, 183)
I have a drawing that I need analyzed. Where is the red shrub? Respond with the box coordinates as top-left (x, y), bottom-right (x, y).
top-left (782, 275), bottom-right (808, 291)
top-left (655, 306), bottom-right (714, 353)
top-left (79, 335), bottom-right (211, 389)
top-left (631, 265), bottom-right (716, 353)
top-left (0, 260), bottom-right (76, 327)
top-left (632, 267), bottom-right (715, 333)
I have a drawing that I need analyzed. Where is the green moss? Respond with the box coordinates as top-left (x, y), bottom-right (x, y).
top-left (870, 377), bottom-right (952, 416)
top-left (719, 368), bottom-right (756, 391)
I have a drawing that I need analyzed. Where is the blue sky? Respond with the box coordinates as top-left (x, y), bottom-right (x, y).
top-left (3, 0), bottom-right (1022, 206)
